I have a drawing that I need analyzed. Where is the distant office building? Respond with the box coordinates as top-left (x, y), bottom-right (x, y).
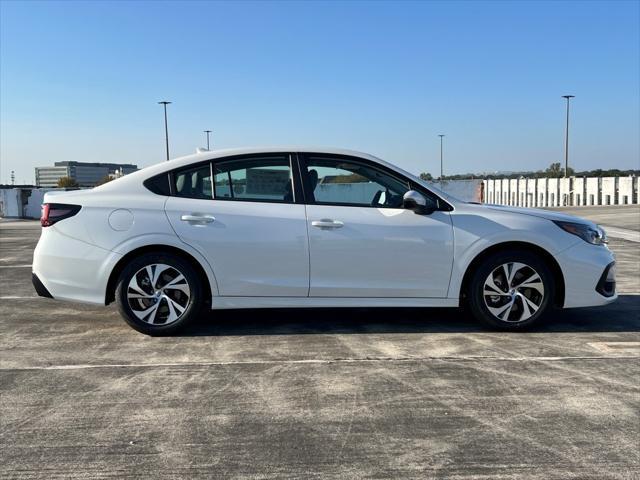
top-left (35, 161), bottom-right (138, 187)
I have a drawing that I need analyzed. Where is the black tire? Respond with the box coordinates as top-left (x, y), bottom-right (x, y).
top-left (468, 249), bottom-right (555, 330)
top-left (115, 252), bottom-right (202, 335)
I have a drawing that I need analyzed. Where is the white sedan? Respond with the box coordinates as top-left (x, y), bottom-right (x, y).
top-left (33, 147), bottom-right (616, 335)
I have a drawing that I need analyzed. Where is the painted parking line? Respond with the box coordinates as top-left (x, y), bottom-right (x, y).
top-left (3, 355), bottom-right (640, 372)
top-left (588, 342), bottom-right (640, 354)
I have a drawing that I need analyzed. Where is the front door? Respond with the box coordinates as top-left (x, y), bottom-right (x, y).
top-left (165, 154), bottom-right (309, 297)
top-left (301, 154), bottom-right (454, 297)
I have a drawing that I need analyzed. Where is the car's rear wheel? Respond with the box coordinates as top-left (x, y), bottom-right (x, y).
top-left (468, 249), bottom-right (555, 330)
top-left (115, 253), bottom-right (202, 335)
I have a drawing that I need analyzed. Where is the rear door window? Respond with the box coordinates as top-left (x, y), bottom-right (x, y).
top-left (213, 155), bottom-right (294, 203)
top-left (173, 164), bottom-right (212, 199)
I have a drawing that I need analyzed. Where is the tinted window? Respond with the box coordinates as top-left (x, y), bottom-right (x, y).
top-left (173, 164), bottom-right (212, 199)
top-left (305, 156), bottom-right (409, 207)
top-left (144, 173), bottom-right (171, 196)
top-left (213, 156), bottom-right (294, 203)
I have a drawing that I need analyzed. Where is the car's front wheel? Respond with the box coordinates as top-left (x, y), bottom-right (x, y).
top-left (468, 249), bottom-right (555, 330)
top-left (115, 253), bottom-right (202, 335)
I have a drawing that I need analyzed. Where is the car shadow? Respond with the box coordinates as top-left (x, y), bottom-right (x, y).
top-left (180, 294), bottom-right (640, 336)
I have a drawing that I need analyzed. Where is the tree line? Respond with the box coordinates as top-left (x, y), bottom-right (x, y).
top-left (56, 175), bottom-right (114, 188)
top-left (420, 162), bottom-right (640, 181)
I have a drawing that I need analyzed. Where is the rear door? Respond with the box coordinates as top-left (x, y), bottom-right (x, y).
top-left (300, 154), bottom-right (454, 298)
top-left (165, 153), bottom-right (309, 297)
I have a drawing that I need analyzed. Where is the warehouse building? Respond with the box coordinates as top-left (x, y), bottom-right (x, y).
top-left (35, 161), bottom-right (138, 187)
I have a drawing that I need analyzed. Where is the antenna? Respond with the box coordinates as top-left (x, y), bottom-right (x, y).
top-left (10, 170), bottom-right (15, 185)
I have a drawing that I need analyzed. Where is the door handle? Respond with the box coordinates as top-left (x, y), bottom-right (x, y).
top-left (311, 219), bottom-right (344, 229)
top-left (181, 214), bottom-right (215, 223)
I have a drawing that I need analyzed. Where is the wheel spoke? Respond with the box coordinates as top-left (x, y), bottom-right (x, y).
top-left (483, 290), bottom-right (511, 297)
top-left (508, 262), bottom-right (527, 285)
top-left (522, 294), bottom-right (540, 315)
top-left (485, 274), bottom-right (507, 295)
top-left (514, 272), bottom-right (539, 288)
top-left (128, 274), bottom-right (150, 296)
top-left (502, 263), bottom-right (511, 285)
top-left (128, 293), bottom-right (154, 299)
top-left (488, 299), bottom-right (514, 320)
top-left (151, 264), bottom-right (171, 289)
top-left (132, 301), bottom-right (160, 323)
top-left (162, 274), bottom-right (189, 294)
top-left (165, 296), bottom-right (186, 323)
top-left (164, 283), bottom-right (190, 295)
top-left (517, 272), bottom-right (544, 294)
top-left (517, 294), bottom-right (532, 320)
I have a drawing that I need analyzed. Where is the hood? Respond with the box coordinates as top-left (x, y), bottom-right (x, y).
top-left (481, 203), bottom-right (599, 228)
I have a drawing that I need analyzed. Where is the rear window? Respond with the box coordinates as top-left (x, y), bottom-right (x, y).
top-left (143, 173), bottom-right (171, 196)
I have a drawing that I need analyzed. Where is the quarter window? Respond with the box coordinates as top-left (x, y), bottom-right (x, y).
top-left (213, 156), bottom-right (294, 203)
top-left (304, 156), bottom-right (409, 208)
top-left (173, 164), bottom-right (212, 199)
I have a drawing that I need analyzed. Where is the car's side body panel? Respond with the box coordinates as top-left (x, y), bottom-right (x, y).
top-left (306, 205), bottom-right (454, 297)
top-left (165, 197), bottom-right (309, 297)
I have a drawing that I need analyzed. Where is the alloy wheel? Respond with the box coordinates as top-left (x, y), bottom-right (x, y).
top-left (126, 263), bottom-right (191, 325)
top-left (482, 262), bottom-right (545, 323)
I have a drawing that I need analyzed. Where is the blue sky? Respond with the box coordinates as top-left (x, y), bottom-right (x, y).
top-left (1, 0), bottom-right (638, 184)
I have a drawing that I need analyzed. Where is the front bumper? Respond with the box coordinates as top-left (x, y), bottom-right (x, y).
top-left (554, 241), bottom-right (617, 308)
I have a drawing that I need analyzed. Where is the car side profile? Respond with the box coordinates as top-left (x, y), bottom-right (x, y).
top-left (33, 147), bottom-right (616, 335)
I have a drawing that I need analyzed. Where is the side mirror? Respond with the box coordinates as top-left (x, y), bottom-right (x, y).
top-left (403, 190), bottom-right (436, 215)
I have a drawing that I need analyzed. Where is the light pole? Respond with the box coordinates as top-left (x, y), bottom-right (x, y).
top-left (562, 95), bottom-right (575, 177)
top-left (204, 130), bottom-right (212, 150)
top-left (438, 134), bottom-right (445, 179)
top-left (158, 101), bottom-right (172, 161)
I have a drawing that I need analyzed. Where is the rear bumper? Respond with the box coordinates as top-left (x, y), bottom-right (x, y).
top-left (32, 226), bottom-right (122, 305)
top-left (32, 273), bottom-right (53, 298)
top-left (554, 242), bottom-right (617, 308)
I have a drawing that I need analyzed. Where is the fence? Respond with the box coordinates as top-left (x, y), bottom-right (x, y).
top-left (482, 176), bottom-right (639, 207)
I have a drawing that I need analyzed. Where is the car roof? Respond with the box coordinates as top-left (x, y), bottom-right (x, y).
top-left (181, 146), bottom-right (385, 166)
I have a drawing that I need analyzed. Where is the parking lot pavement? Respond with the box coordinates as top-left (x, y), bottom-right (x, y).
top-left (1, 214), bottom-right (639, 479)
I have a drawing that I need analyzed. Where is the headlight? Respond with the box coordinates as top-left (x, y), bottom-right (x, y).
top-left (553, 220), bottom-right (608, 245)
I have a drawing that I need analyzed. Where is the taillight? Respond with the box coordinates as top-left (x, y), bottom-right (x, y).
top-left (41, 203), bottom-right (81, 227)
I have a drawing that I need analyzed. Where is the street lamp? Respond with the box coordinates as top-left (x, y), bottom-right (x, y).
top-left (158, 101), bottom-right (172, 161)
top-left (562, 95), bottom-right (575, 177)
top-left (438, 134), bottom-right (445, 179)
top-left (204, 130), bottom-right (212, 150)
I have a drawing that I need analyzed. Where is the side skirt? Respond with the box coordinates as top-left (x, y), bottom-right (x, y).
top-left (210, 296), bottom-right (459, 310)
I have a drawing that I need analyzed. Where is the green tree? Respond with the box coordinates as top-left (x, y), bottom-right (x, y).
top-left (57, 176), bottom-right (79, 188)
top-left (95, 175), bottom-right (114, 186)
top-left (545, 162), bottom-right (574, 177)
top-left (419, 172), bottom-right (434, 181)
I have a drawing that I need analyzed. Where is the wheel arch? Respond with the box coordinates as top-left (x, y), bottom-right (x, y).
top-left (458, 241), bottom-right (565, 308)
top-left (105, 244), bottom-right (214, 306)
